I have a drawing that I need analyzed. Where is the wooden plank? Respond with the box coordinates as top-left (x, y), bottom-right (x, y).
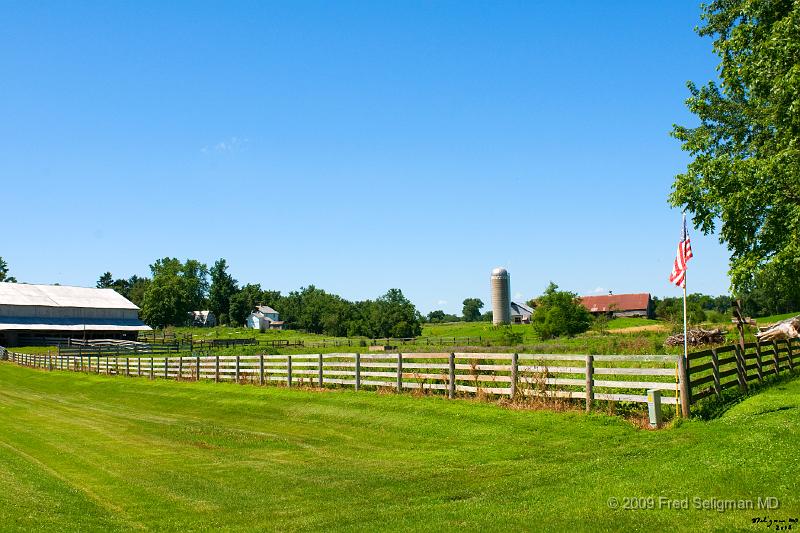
top-left (594, 392), bottom-right (648, 403)
top-left (592, 367), bottom-right (676, 376)
top-left (517, 365), bottom-right (585, 374)
top-left (593, 380), bottom-right (677, 390)
top-left (453, 363), bottom-right (512, 372)
top-left (688, 349), bottom-right (712, 361)
top-left (690, 374), bottom-right (715, 388)
top-left (520, 389), bottom-right (587, 400)
top-left (687, 361), bottom-right (714, 375)
top-left (692, 388), bottom-right (717, 402)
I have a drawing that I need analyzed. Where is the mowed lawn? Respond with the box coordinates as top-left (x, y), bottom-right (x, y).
top-left (0, 364), bottom-right (798, 532)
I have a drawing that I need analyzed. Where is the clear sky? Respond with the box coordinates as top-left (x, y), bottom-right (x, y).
top-left (1, 1), bottom-right (731, 315)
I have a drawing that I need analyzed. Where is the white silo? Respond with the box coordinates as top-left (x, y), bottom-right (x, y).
top-left (491, 267), bottom-right (511, 325)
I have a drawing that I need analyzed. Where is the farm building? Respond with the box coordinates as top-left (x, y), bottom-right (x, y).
top-left (0, 282), bottom-right (151, 347)
top-left (510, 301), bottom-right (534, 324)
top-left (579, 292), bottom-right (654, 319)
top-left (245, 305), bottom-right (285, 331)
top-left (188, 310), bottom-right (216, 327)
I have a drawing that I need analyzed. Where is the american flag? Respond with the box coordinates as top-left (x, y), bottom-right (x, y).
top-left (669, 215), bottom-right (693, 288)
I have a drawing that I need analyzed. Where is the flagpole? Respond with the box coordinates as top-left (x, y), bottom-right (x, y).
top-left (682, 213), bottom-right (689, 366)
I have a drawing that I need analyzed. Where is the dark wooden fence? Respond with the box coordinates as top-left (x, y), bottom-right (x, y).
top-left (685, 338), bottom-right (798, 404)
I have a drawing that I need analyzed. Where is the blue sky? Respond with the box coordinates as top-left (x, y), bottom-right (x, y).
top-left (1, 1), bottom-right (730, 314)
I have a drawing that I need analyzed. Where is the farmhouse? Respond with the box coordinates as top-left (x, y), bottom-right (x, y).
top-left (510, 301), bottom-right (534, 324)
top-left (579, 292), bottom-right (654, 319)
top-left (0, 282), bottom-right (151, 346)
top-left (188, 310), bottom-right (216, 327)
top-left (246, 305), bottom-right (285, 331)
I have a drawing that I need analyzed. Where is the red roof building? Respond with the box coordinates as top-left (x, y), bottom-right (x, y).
top-left (579, 293), bottom-right (653, 319)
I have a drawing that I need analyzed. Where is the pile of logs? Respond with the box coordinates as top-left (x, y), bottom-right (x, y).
top-left (755, 315), bottom-right (800, 342)
top-left (664, 328), bottom-right (727, 347)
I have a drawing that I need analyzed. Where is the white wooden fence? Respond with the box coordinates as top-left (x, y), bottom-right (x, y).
top-left (2, 348), bottom-right (682, 411)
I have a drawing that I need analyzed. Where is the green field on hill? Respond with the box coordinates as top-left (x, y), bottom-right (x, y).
top-left (0, 363), bottom-right (797, 531)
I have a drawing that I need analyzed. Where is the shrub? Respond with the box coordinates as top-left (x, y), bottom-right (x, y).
top-left (531, 282), bottom-right (592, 339)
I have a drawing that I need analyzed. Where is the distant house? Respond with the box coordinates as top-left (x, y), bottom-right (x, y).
top-left (579, 293), bottom-right (654, 319)
top-left (245, 305), bottom-right (285, 331)
top-left (188, 310), bottom-right (216, 327)
top-left (510, 301), bottom-right (534, 324)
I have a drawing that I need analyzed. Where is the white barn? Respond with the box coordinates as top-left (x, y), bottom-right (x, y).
top-left (0, 282), bottom-right (151, 346)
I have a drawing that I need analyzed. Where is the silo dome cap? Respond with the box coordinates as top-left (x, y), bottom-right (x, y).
top-left (491, 267), bottom-right (508, 276)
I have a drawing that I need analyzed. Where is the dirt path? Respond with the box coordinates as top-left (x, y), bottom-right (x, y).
top-left (608, 324), bottom-right (669, 333)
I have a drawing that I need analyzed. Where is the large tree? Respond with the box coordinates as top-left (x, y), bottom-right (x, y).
top-left (671, 0), bottom-right (800, 293)
top-left (140, 258), bottom-right (209, 328)
top-left (461, 298), bottom-right (484, 322)
top-left (208, 259), bottom-right (238, 325)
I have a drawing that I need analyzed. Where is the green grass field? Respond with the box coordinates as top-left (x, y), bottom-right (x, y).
top-left (0, 362), bottom-right (797, 531)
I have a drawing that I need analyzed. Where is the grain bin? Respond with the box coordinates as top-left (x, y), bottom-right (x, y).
top-left (491, 267), bottom-right (511, 325)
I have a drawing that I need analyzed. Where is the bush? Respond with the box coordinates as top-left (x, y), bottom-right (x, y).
top-left (531, 282), bottom-right (592, 339)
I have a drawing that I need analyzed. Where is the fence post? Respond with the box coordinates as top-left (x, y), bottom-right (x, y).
top-left (196, 355), bottom-right (201, 381)
top-left (510, 352), bottom-right (518, 400)
top-left (259, 355), bottom-right (264, 386)
top-left (235, 355), bottom-right (240, 383)
top-left (772, 340), bottom-right (780, 376)
top-left (318, 354), bottom-right (323, 387)
top-left (734, 345), bottom-right (747, 392)
top-left (48, 354), bottom-right (52, 372)
top-left (677, 355), bottom-right (690, 418)
top-left (396, 353), bottom-right (402, 392)
top-left (355, 353), bottom-right (361, 391)
top-left (215, 355), bottom-right (220, 383)
top-left (755, 341), bottom-right (764, 382)
top-left (287, 356), bottom-right (293, 387)
top-left (787, 339), bottom-right (795, 372)
top-left (149, 357), bottom-right (154, 380)
top-left (178, 356), bottom-right (183, 381)
top-left (125, 357), bottom-right (130, 377)
top-left (585, 355), bottom-right (594, 413)
top-left (448, 353), bottom-right (455, 399)
top-left (164, 357), bottom-right (169, 379)
top-left (711, 348), bottom-right (721, 399)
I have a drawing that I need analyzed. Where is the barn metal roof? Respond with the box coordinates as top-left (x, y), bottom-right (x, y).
top-left (510, 301), bottom-right (534, 316)
top-left (579, 293), bottom-right (651, 313)
top-left (0, 282), bottom-right (139, 310)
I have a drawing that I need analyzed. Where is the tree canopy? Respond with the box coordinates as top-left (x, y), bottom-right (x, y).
top-left (0, 257), bottom-right (17, 283)
top-left (208, 259), bottom-right (238, 325)
top-left (530, 283), bottom-right (592, 339)
top-left (671, 0), bottom-right (800, 293)
top-left (461, 298), bottom-right (484, 322)
top-left (140, 258), bottom-right (209, 328)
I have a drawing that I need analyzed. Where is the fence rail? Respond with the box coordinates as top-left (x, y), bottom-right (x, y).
top-left (2, 348), bottom-right (680, 411)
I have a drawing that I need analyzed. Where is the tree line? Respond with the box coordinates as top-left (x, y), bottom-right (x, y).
top-left (96, 257), bottom-right (422, 337)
